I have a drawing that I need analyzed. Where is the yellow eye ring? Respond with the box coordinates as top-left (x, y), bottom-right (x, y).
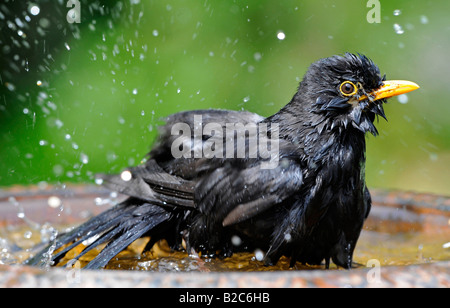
top-left (339, 81), bottom-right (358, 97)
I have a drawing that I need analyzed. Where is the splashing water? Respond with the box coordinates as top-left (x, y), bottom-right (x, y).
top-left (276, 31), bottom-right (286, 40)
top-left (420, 15), bottom-right (429, 25)
top-left (397, 94), bottom-right (409, 104)
top-left (29, 5), bottom-right (40, 16)
top-left (393, 24), bottom-right (404, 35)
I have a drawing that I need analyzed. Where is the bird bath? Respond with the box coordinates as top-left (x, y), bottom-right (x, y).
top-left (0, 185), bottom-right (449, 288)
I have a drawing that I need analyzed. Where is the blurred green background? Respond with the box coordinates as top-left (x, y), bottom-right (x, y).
top-left (0, 0), bottom-right (449, 195)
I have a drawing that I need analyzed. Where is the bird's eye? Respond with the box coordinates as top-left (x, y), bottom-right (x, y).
top-left (339, 81), bottom-right (358, 96)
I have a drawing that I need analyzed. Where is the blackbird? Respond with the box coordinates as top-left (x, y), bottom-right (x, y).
top-left (28, 53), bottom-right (419, 269)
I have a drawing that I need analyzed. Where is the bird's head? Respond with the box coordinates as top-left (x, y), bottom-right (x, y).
top-left (297, 53), bottom-right (419, 136)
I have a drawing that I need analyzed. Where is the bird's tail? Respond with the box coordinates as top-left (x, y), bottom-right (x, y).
top-left (26, 198), bottom-right (172, 270)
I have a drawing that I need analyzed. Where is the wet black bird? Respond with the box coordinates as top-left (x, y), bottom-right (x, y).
top-left (28, 53), bottom-right (419, 269)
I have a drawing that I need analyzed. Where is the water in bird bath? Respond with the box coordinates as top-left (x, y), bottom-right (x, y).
top-left (1, 218), bottom-right (449, 271)
top-left (103, 230), bottom-right (450, 271)
top-left (1, 188), bottom-right (449, 272)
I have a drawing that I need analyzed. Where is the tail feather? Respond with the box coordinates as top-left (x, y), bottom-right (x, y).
top-left (51, 205), bottom-right (136, 263)
top-left (66, 224), bottom-right (124, 264)
top-left (55, 202), bottom-right (129, 251)
top-left (27, 200), bottom-right (172, 269)
top-left (84, 205), bottom-right (170, 269)
top-left (26, 202), bottom-right (130, 267)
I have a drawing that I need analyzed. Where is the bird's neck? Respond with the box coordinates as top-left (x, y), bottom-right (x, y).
top-left (268, 99), bottom-right (367, 165)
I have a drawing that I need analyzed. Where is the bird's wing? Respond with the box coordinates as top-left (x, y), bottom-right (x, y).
top-left (100, 109), bottom-right (303, 227)
top-left (195, 158), bottom-right (304, 226)
top-left (97, 109), bottom-right (266, 207)
top-left (149, 109), bottom-right (265, 178)
top-left (98, 160), bottom-right (196, 209)
top-left (155, 109), bottom-right (265, 146)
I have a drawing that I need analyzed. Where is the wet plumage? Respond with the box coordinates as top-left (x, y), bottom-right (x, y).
top-left (27, 53), bottom-right (419, 269)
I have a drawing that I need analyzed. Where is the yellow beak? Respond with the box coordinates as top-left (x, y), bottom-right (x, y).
top-left (358, 80), bottom-right (420, 101)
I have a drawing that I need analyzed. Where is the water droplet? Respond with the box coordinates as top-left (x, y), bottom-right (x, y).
top-left (38, 181), bottom-right (48, 190)
top-left (284, 233), bottom-right (292, 242)
top-left (55, 119), bottom-right (64, 129)
top-left (177, 88), bottom-right (181, 94)
top-left (393, 24), bottom-right (404, 35)
top-left (5, 83), bottom-right (16, 91)
top-left (30, 5), bottom-right (40, 16)
top-left (393, 9), bottom-right (401, 16)
top-left (420, 15), bottom-right (429, 25)
top-left (48, 196), bottom-right (62, 209)
top-left (141, 110), bottom-right (145, 116)
top-left (397, 94), bottom-right (409, 104)
top-left (276, 31), bottom-right (286, 40)
top-left (95, 197), bottom-right (103, 206)
top-left (37, 80), bottom-right (42, 86)
top-left (64, 43), bottom-right (71, 51)
top-left (39, 18), bottom-right (50, 29)
top-left (65, 134), bottom-right (71, 140)
top-left (243, 96), bottom-right (250, 103)
top-left (8, 197), bottom-right (19, 207)
top-left (39, 140), bottom-right (48, 146)
top-left (132, 88), bottom-right (138, 95)
top-left (231, 235), bottom-right (242, 247)
top-left (80, 153), bottom-right (89, 164)
top-left (40, 223), bottom-right (57, 243)
top-left (53, 165), bottom-right (64, 176)
top-left (429, 153), bottom-right (438, 162)
top-left (254, 249), bottom-right (265, 261)
top-left (24, 231), bottom-right (32, 239)
top-left (120, 170), bottom-right (132, 182)
top-left (95, 178), bottom-right (104, 185)
top-left (254, 52), bottom-right (262, 62)
top-left (152, 29), bottom-right (159, 37)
